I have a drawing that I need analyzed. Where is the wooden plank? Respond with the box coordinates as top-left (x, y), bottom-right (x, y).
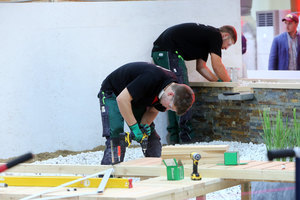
top-left (283, 162), bottom-right (296, 170)
top-left (190, 80), bottom-right (300, 89)
top-left (138, 177), bottom-right (241, 198)
top-left (1, 161), bottom-right (295, 182)
top-left (205, 164), bottom-right (233, 170)
top-left (119, 158), bottom-right (162, 166)
top-left (113, 165), bottom-right (163, 177)
top-left (247, 161), bottom-right (288, 170)
top-left (162, 145), bottom-right (229, 164)
top-left (231, 161), bottom-right (271, 169)
top-left (241, 182), bottom-right (251, 200)
top-left (162, 145), bottom-right (229, 151)
top-left (240, 78), bottom-right (300, 83)
top-left (265, 162), bottom-right (295, 170)
top-left (194, 166), bottom-right (295, 182)
top-left (190, 82), bottom-right (238, 88)
top-left (198, 164), bottom-right (222, 169)
top-left (0, 177), bottom-right (242, 200)
top-left (2, 164), bottom-right (112, 175)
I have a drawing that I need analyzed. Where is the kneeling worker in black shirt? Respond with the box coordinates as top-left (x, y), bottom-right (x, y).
top-left (98, 62), bottom-right (195, 165)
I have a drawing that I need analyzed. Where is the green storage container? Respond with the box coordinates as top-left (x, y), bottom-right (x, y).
top-left (224, 151), bottom-right (240, 165)
top-left (163, 158), bottom-right (184, 180)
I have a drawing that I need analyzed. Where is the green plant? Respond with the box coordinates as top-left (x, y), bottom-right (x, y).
top-left (293, 108), bottom-right (300, 147)
top-left (261, 109), bottom-right (272, 149)
top-left (260, 108), bottom-right (300, 161)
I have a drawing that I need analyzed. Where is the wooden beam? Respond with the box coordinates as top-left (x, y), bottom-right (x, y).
top-left (241, 182), bottom-right (251, 200)
top-left (118, 157), bottom-right (162, 166)
top-left (161, 145), bottom-right (229, 164)
top-left (1, 160), bottom-right (295, 182)
top-left (0, 177), bottom-right (242, 200)
top-left (1, 163), bottom-right (112, 175)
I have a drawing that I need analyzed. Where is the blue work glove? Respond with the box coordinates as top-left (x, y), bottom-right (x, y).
top-left (139, 124), bottom-right (151, 136)
top-left (129, 123), bottom-right (143, 142)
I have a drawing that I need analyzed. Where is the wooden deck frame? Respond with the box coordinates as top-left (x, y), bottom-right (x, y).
top-left (0, 158), bottom-right (295, 199)
top-left (2, 160), bottom-right (294, 182)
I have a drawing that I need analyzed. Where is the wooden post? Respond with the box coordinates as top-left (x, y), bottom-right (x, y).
top-left (241, 182), bottom-right (251, 200)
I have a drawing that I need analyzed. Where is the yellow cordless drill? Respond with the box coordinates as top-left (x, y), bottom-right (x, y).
top-left (190, 152), bottom-right (202, 180)
top-left (119, 132), bottom-right (148, 154)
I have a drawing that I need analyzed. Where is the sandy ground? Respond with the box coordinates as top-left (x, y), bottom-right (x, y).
top-left (0, 145), bottom-right (107, 163)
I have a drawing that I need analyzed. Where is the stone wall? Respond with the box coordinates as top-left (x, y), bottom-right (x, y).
top-left (191, 86), bottom-right (300, 143)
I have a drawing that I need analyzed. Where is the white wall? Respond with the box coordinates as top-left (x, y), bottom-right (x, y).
top-left (0, 0), bottom-right (241, 159)
top-left (251, 0), bottom-right (290, 20)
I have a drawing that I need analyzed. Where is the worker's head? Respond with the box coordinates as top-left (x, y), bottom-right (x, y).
top-left (219, 25), bottom-right (237, 50)
top-left (282, 13), bottom-right (299, 34)
top-left (160, 83), bottom-right (195, 116)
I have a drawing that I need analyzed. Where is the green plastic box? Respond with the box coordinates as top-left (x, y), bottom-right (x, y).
top-left (224, 151), bottom-right (240, 165)
top-left (163, 159), bottom-right (184, 180)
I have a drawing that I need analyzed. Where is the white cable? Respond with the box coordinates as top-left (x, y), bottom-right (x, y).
top-left (97, 168), bottom-right (113, 192)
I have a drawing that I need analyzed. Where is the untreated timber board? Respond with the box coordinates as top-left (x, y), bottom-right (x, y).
top-left (1, 159), bottom-right (295, 182)
top-left (0, 177), bottom-right (241, 200)
top-left (119, 157), bottom-right (162, 166)
top-left (161, 145), bottom-right (229, 164)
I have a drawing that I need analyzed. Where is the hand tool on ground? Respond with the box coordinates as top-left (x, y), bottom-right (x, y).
top-left (119, 132), bottom-right (148, 154)
top-left (190, 152), bottom-right (202, 180)
top-left (110, 140), bottom-right (115, 164)
top-left (118, 146), bottom-right (121, 161)
top-left (0, 152), bottom-right (33, 173)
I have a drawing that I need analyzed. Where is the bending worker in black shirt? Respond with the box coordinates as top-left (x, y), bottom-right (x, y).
top-left (98, 62), bottom-right (195, 165)
top-left (152, 23), bottom-right (237, 144)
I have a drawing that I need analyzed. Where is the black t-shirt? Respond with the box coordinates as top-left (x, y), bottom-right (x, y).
top-left (101, 62), bottom-right (177, 111)
top-left (153, 23), bottom-right (222, 61)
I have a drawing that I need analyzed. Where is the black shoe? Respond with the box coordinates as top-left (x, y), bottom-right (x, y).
top-left (179, 131), bottom-right (192, 143)
top-left (166, 132), bottom-right (179, 145)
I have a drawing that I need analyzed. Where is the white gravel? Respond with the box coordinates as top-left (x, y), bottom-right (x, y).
top-left (32, 141), bottom-right (268, 200)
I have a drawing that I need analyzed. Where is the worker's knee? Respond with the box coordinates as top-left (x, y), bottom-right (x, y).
top-left (145, 130), bottom-right (161, 157)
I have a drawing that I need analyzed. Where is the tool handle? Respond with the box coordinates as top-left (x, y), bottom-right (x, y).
top-left (193, 161), bottom-right (198, 173)
top-left (0, 152), bottom-right (33, 172)
top-left (267, 149), bottom-right (295, 161)
top-left (117, 146), bottom-right (121, 157)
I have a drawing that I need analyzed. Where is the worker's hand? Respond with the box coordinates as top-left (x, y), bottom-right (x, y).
top-left (129, 123), bottom-right (143, 142)
top-left (139, 124), bottom-right (151, 136)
